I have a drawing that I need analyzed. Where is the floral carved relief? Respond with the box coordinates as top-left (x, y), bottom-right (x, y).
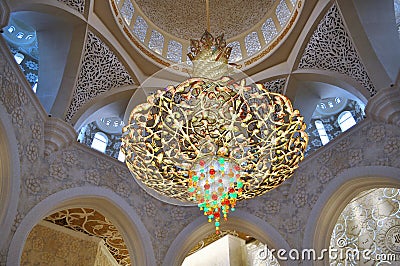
top-left (298, 4), bottom-right (376, 96)
top-left (21, 223), bottom-right (101, 266)
top-left (65, 31), bottom-right (135, 122)
top-left (57, 0), bottom-right (85, 14)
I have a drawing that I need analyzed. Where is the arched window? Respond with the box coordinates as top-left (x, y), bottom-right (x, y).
top-left (91, 132), bottom-right (108, 153)
top-left (118, 150), bottom-right (126, 162)
top-left (228, 41), bottom-right (242, 62)
top-left (166, 40), bottom-right (182, 63)
top-left (148, 30), bottom-right (164, 55)
top-left (315, 120), bottom-right (329, 145)
top-left (14, 52), bottom-right (24, 64)
top-left (338, 111), bottom-right (356, 132)
top-left (244, 32), bottom-right (261, 56)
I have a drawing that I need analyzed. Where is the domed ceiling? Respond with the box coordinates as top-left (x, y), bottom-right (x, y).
top-left (134, 0), bottom-right (278, 40)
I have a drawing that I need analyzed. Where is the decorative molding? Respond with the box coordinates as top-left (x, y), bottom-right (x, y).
top-left (365, 84), bottom-right (400, 127)
top-left (298, 4), bottom-right (377, 97)
top-left (44, 117), bottom-right (77, 156)
top-left (0, 0), bottom-right (10, 30)
top-left (57, 0), bottom-right (85, 14)
top-left (244, 6), bottom-right (299, 66)
top-left (134, 0), bottom-right (277, 40)
top-left (121, 23), bottom-right (171, 67)
top-left (0, 38), bottom-right (45, 266)
top-left (65, 31), bottom-right (135, 122)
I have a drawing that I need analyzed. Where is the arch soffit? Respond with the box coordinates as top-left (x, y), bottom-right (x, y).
top-left (0, 104), bottom-right (21, 250)
top-left (72, 84), bottom-right (137, 131)
top-left (163, 210), bottom-right (295, 266)
top-left (7, 186), bottom-right (156, 266)
top-left (286, 70), bottom-right (369, 104)
top-left (6, 2), bottom-right (143, 119)
top-left (8, 0), bottom-right (86, 23)
top-left (303, 166), bottom-right (400, 266)
top-left (336, 0), bottom-right (397, 87)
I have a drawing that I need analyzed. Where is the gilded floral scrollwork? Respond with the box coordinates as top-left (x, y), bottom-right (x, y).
top-left (45, 208), bottom-right (131, 266)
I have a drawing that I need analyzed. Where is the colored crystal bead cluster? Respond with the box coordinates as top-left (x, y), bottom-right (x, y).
top-left (188, 157), bottom-right (244, 233)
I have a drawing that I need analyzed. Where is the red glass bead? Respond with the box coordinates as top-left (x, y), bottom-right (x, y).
top-left (212, 194), bottom-right (218, 200)
top-left (204, 183), bottom-right (210, 189)
top-left (199, 160), bottom-right (205, 166)
top-left (209, 169), bottom-right (216, 175)
top-left (234, 165), bottom-right (240, 171)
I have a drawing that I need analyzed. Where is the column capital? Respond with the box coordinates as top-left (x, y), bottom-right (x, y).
top-left (365, 83), bottom-right (400, 127)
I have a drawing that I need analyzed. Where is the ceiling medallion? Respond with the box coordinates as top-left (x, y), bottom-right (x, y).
top-left (121, 30), bottom-right (308, 233)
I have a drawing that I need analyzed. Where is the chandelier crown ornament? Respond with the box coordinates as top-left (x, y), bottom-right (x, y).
top-left (187, 30), bottom-right (233, 80)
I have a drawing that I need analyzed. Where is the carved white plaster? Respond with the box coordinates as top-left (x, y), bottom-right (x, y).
top-left (298, 4), bottom-right (377, 97)
top-left (65, 31), bottom-right (135, 122)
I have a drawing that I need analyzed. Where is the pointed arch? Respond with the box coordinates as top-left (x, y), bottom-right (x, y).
top-left (8, 186), bottom-right (156, 266)
top-left (303, 166), bottom-right (400, 266)
top-left (163, 210), bottom-right (295, 266)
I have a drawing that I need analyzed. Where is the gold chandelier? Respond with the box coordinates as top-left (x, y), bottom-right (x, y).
top-left (121, 29), bottom-right (308, 233)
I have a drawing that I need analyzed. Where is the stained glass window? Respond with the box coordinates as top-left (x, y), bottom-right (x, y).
top-left (261, 18), bottom-right (278, 44)
top-left (133, 16), bottom-right (148, 42)
top-left (276, 0), bottom-right (291, 27)
top-left (120, 0), bottom-right (134, 25)
top-left (148, 30), bottom-right (164, 55)
top-left (244, 32), bottom-right (261, 56)
top-left (228, 41), bottom-right (242, 62)
top-left (166, 40), bottom-right (182, 63)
